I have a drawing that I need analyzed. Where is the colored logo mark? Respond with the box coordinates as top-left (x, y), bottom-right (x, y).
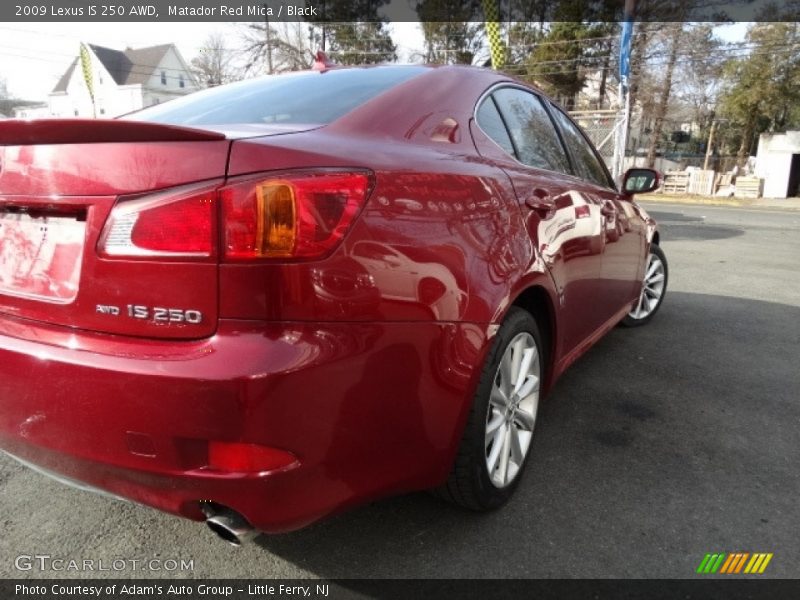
top-left (697, 553), bottom-right (773, 574)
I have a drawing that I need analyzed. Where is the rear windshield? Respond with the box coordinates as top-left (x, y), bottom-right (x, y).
top-left (126, 66), bottom-right (428, 127)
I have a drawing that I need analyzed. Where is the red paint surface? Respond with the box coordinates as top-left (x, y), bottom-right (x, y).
top-left (0, 66), bottom-right (657, 532)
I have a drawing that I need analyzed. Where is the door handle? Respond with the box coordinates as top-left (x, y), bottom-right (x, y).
top-left (525, 188), bottom-right (554, 213)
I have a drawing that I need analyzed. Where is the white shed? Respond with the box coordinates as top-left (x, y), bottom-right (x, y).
top-left (755, 131), bottom-right (800, 199)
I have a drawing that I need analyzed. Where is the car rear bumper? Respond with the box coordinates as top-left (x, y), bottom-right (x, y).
top-left (0, 316), bottom-right (487, 532)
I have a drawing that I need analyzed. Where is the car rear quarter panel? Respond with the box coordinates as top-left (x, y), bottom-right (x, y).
top-left (222, 135), bottom-right (543, 327)
top-left (216, 70), bottom-right (565, 498)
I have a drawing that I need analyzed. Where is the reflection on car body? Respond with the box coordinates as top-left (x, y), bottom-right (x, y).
top-left (0, 63), bottom-right (667, 542)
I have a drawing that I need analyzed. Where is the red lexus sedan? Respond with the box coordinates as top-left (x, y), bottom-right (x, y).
top-left (0, 64), bottom-right (667, 544)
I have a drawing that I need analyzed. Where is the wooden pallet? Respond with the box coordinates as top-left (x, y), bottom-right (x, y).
top-left (687, 170), bottom-right (715, 195)
top-left (734, 176), bottom-right (763, 198)
top-left (663, 171), bottom-right (690, 194)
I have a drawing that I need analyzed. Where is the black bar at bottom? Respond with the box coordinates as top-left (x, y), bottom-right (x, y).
top-left (4, 579), bottom-right (800, 600)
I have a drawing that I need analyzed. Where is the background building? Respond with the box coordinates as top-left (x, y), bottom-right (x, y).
top-left (48, 43), bottom-right (199, 118)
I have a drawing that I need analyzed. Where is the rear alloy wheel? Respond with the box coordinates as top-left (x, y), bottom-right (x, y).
top-left (435, 307), bottom-right (543, 510)
top-left (622, 243), bottom-right (668, 326)
top-left (485, 331), bottom-right (539, 488)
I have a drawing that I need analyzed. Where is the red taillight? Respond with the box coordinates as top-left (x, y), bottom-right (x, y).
top-left (99, 171), bottom-right (371, 261)
top-left (575, 204), bottom-right (591, 219)
top-left (98, 181), bottom-right (220, 258)
top-left (208, 442), bottom-right (297, 473)
top-left (130, 196), bottom-right (213, 253)
top-left (220, 171), bottom-right (371, 260)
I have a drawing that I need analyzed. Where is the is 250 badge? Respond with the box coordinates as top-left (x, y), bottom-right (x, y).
top-left (96, 304), bottom-right (203, 324)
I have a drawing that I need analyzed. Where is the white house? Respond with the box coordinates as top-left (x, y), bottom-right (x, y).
top-left (48, 43), bottom-right (199, 118)
top-left (12, 103), bottom-right (49, 119)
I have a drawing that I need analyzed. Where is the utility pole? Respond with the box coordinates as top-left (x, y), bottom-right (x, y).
top-left (612, 0), bottom-right (635, 181)
top-left (703, 120), bottom-right (717, 171)
top-left (321, 0), bottom-right (326, 52)
top-left (264, 3), bottom-right (273, 74)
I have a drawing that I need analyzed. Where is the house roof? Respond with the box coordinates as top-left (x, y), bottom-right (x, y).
top-left (52, 43), bottom-right (174, 92)
top-left (52, 58), bottom-right (78, 93)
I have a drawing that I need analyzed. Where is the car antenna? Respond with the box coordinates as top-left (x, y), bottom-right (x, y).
top-left (311, 50), bottom-right (336, 71)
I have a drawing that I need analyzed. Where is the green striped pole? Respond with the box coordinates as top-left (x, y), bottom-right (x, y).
top-left (481, 0), bottom-right (505, 70)
top-left (79, 43), bottom-right (97, 118)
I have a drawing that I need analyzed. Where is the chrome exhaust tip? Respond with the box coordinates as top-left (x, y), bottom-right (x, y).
top-left (203, 505), bottom-right (259, 546)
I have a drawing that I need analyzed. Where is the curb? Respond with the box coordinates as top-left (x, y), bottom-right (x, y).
top-left (634, 194), bottom-right (800, 211)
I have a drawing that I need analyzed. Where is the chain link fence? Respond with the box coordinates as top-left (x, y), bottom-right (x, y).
top-left (568, 109), bottom-right (625, 172)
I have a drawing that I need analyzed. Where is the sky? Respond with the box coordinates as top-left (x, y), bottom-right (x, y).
top-left (0, 21), bottom-right (747, 102)
top-left (0, 21), bottom-right (426, 100)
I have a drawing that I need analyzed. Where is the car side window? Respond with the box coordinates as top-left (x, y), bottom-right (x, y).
top-left (476, 97), bottom-right (516, 156)
top-left (492, 88), bottom-right (571, 174)
top-left (550, 106), bottom-right (614, 189)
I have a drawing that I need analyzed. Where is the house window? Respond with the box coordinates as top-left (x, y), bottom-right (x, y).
top-left (179, 74), bottom-right (185, 88)
top-left (161, 71), bottom-right (167, 85)
top-left (98, 73), bottom-right (103, 84)
top-left (73, 109), bottom-right (79, 116)
top-left (99, 108), bottom-right (105, 115)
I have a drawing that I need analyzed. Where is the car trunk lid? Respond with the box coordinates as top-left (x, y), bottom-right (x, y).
top-left (0, 119), bottom-right (230, 340)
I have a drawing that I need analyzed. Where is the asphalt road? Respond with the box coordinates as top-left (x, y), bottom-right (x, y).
top-left (1, 202), bottom-right (799, 580)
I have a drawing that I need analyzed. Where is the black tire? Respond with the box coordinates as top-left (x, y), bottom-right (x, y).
top-left (621, 243), bottom-right (668, 327)
top-left (434, 307), bottom-right (544, 511)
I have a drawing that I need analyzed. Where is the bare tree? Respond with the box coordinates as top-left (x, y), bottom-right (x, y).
top-left (239, 21), bottom-right (314, 75)
top-left (191, 33), bottom-right (241, 87)
top-left (0, 77), bottom-right (11, 114)
top-left (0, 77), bottom-right (25, 116)
top-left (416, 0), bottom-right (484, 65)
top-left (673, 24), bottom-right (724, 151)
top-left (312, 22), bottom-right (396, 65)
top-left (645, 24), bottom-right (684, 168)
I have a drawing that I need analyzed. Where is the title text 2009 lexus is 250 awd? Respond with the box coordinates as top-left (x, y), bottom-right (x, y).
top-left (0, 64), bottom-right (667, 544)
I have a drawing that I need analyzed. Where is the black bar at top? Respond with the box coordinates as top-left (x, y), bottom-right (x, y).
top-left (2, 0), bottom-right (798, 23)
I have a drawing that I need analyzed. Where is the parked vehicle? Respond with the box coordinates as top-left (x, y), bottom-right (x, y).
top-left (0, 64), bottom-right (667, 544)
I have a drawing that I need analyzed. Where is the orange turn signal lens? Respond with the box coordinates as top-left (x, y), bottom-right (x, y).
top-left (221, 171), bottom-right (371, 261)
top-left (256, 181), bottom-right (297, 257)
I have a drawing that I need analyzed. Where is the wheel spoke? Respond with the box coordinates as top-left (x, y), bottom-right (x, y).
top-left (515, 407), bottom-right (536, 430)
top-left (635, 290), bottom-right (646, 317)
top-left (499, 350), bottom-right (513, 396)
top-left (486, 427), bottom-right (504, 473)
top-left (644, 286), bottom-right (661, 298)
top-left (509, 425), bottom-right (524, 464)
top-left (516, 373), bottom-right (539, 400)
top-left (647, 273), bottom-right (665, 284)
top-left (498, 425), bottom-right (511, 485)
top-left (514, 347), bottom-right (535, 394)
top-left (485, 411), bottom-right (505, 445)
top-left (646, 258), bottom-right (659, 279)
top-left (509, 338), bottom-right (524, 388)
top-left (490, 385), bottom-right (508, 408)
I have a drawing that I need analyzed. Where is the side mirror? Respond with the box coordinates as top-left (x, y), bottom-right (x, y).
top-left (622, 168), bottom-right (661, 195)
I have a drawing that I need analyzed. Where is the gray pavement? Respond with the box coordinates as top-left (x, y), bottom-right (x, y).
top-left (1, 202), bottom-right (799, 579)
